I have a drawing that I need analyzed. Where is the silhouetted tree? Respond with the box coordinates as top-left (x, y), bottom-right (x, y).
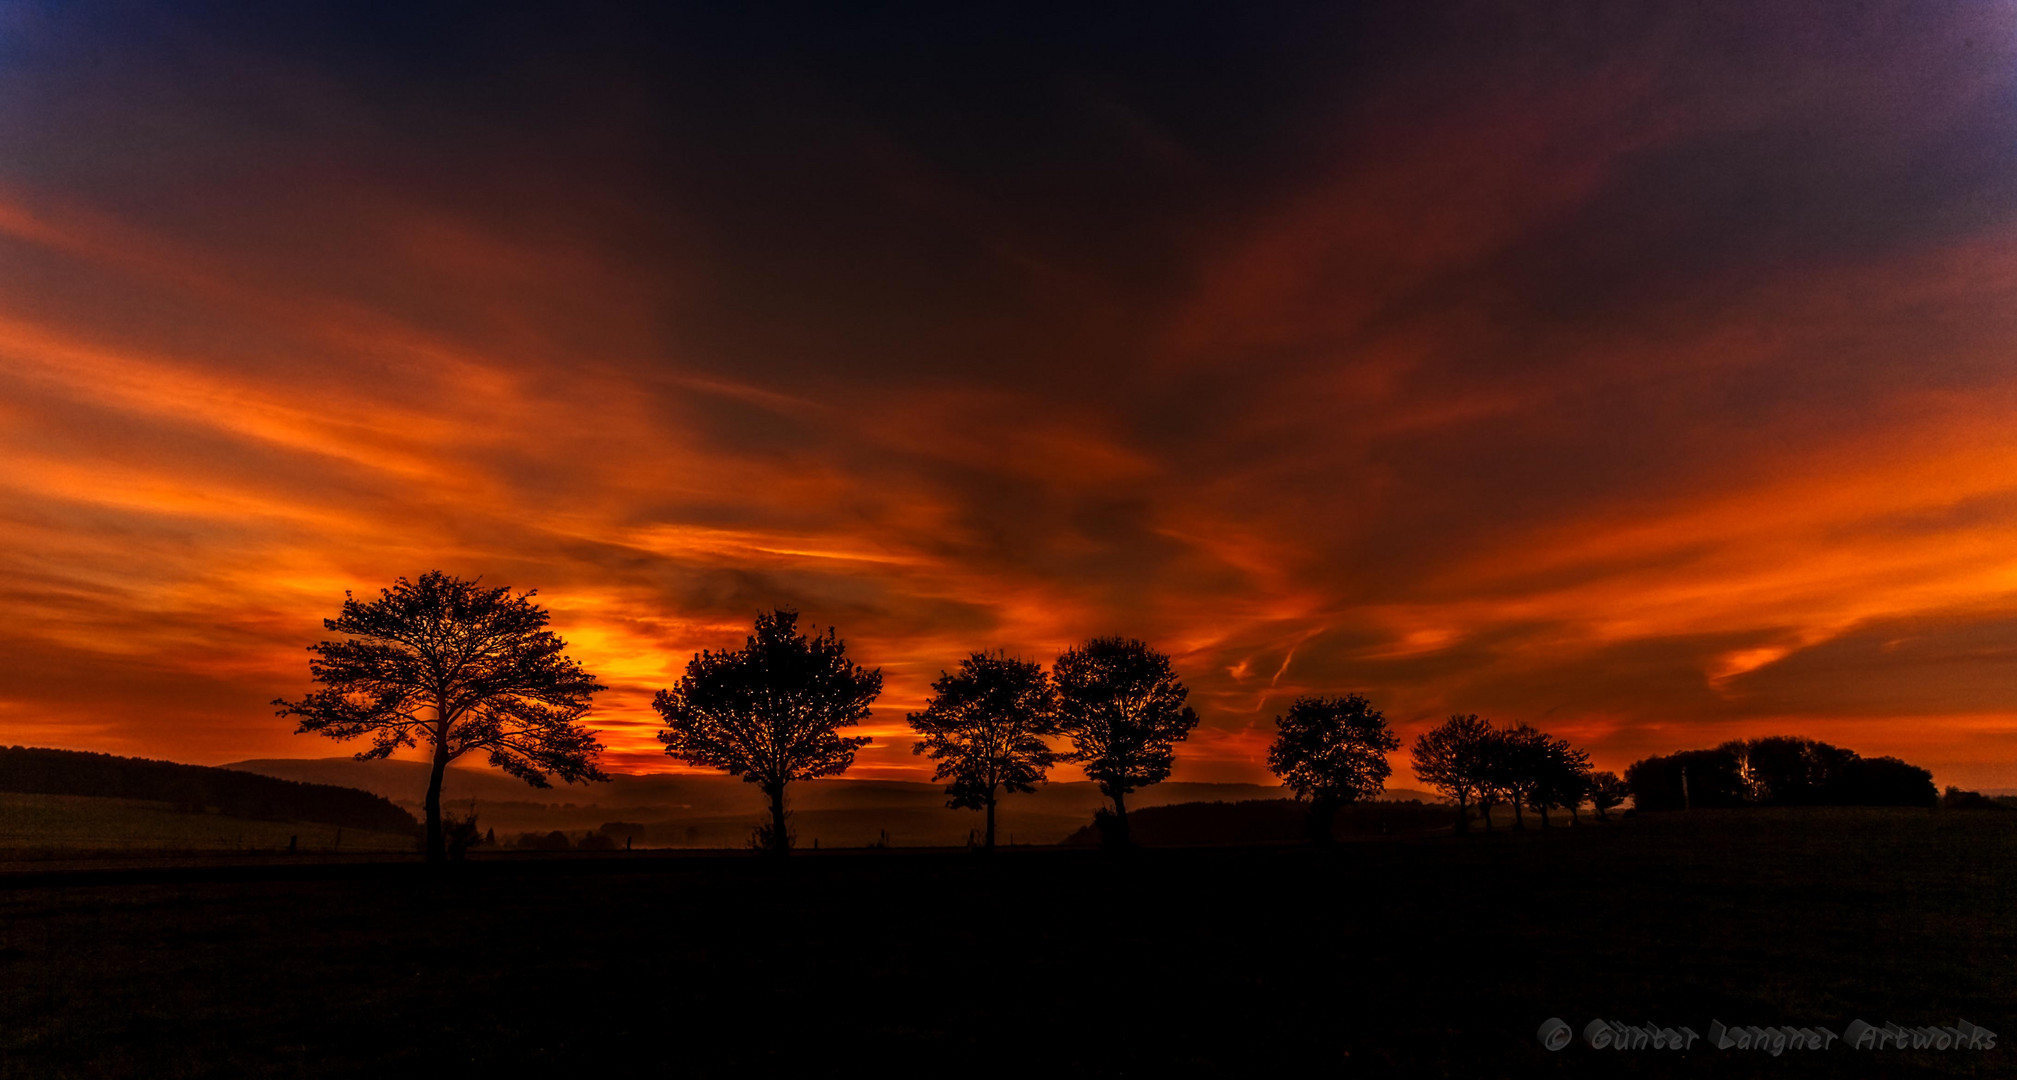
top-left (1587, 770), bottom-right (1628, 820)
top-left (654, 609), bottom-right (882, 855)
top-left (908, 652), bottom-right (1059, 851)
top-left (1052, 637), bottom-right (1198, 848)
top-left (274, 571), bottom-right (607, 863)
top-left (1525, 730), bottom-right (1592, 827)
top-left (1489, 724), bottom-right (1553, 830)
top-left (1410, 714), bottom-right (1494, 833)
top-left (1268, 694), bottom-right (1400, 843)
top-left (1559, 771), bottom-right (1591, 824)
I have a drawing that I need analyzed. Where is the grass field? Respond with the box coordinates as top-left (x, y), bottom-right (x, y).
top-left (1, 807), bottom-right (2010, 1077)
top-left (0, 793), bottom-right (417, 863)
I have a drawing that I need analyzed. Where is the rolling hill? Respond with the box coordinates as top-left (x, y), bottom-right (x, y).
top-left (1, 747), bottom-right (418, 835)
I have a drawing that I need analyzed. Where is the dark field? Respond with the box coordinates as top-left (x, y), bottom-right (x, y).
top-left (2, 808), bottom-right (2011, 1077)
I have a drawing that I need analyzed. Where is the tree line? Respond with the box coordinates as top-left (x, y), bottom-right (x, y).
top-left (274, 571), bottom-right (1944, 862)
top-left (655, 611), bottom-right (1214, 853)
top-left (1624, 736), bottom-right (1936, 810)
top-left (276, 572), bottom-right (1416, 859)
top-left (1406, 722), bottom-right (1942, 827)
top-left (1407, 714), bottom-right (1624, 832)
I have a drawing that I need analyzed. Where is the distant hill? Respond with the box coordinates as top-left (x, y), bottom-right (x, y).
top-left (223, 756), bottom-right (1442, 847)
top-left (1061, 798), bottom-right (1453, 847)
top-left (0, 747), bottom-right (419, 835)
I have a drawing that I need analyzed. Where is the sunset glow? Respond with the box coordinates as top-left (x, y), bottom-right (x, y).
top-left (6, 4), bottom-right (2017, 786)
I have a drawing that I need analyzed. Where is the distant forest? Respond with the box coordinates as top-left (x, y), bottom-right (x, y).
top-left (0, 747), bottom-right (420, 836)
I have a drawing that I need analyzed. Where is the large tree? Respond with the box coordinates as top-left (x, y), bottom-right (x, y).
top-left (908, 652), bottom-right (1059, 851)
top-left (654, 609), bottom-right (882, 855)
top-left (1052, 637), bottom-right (1198, 847)
top-left (1267, 694), bottom-right (1400, 842)
top-left (1409, 713), bottom-right (1495, 834)
top-left (274, 570), bottom-right (608, 863)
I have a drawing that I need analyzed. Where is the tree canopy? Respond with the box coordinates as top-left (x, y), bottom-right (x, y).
top-left (654, 609), bottom-right (882, 853)
top-left (908, 652), bottom-right (1059, 850)
top-left (1587, 770), bottom-right (1628, 819)
top-left (1268, 694), bottom-right (1400, 841)
top-left (1409, 713), bottom-right (1495, 833)
top-left (1052, 636), bottom-right (1198, 846)
top-left (273, 570), bottom-right (606, 862)
top-left (1522, 728), bottom-right (1592, 826)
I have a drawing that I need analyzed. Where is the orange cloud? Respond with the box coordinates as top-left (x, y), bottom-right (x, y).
top-left (4, 2), bottom-right (2017, 796)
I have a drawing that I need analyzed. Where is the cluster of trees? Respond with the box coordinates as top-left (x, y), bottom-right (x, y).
top-left (660, 615), bottom-right (1442, 852)
top-left (1407, 715), bottom-right (1624, 832)
top-left (1405, 724), bottom-right (1944, 827)
top-left (1626, 737), bottom-right (1937, 810)
top-left (656, 613), bottom-right (1204, 853)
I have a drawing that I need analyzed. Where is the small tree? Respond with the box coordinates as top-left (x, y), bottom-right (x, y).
top-left (654, 609), bottom-right (882, 855)
top-left (1588, 770), bottom-right (1628, 820)
top-left (909, 652), bottom-right (1059, 852)
top-left (1524, 730), bottom-right (1592, 828)
top-left (274, 571), bottom-right (608, 864)
top-left (1410, 713), bottom-right (1494, 833)
top-left (1493, 724), bottom-right (1552, 830)
top-left (1268, 694), bottom-right (1401, 842)
top-left (1052, 637), bottom-right (1198, 848)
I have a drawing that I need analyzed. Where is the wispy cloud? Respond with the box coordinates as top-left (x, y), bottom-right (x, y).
top-left (4, 3), bottom-right (2017, 788)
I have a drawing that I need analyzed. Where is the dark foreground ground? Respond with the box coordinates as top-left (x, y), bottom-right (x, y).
top-left (2, 808), bottom-right (2011, 1078)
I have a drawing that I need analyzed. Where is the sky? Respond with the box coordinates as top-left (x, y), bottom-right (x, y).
top-left (4, 1), bottom-right (2017, 787)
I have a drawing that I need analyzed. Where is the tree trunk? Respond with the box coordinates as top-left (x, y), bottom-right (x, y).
top-left (1481, 798), bottom-right (1496, 833)
top-left (1569, 801), bottom-right (1580, 825)
top-left (767, 784), bottom-right (789, 856)
top-left (984, 796), bottom-right (997, 852)
top-left (1109, 790), bottom-right (1130, 848)
top-left (424, 736), bottom-right (450, 864)
top-left (1512, 795), bottom-right (1525, 830)
top-left (1539, 802), bottom-right (1551, 828)
top-left (1455, 793), bottom-right (1470, 834)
